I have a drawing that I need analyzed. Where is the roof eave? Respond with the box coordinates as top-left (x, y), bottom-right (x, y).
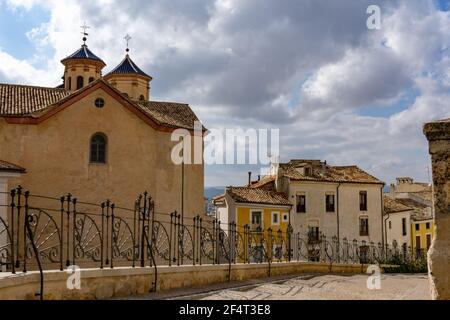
top-left (104, 72), bottom-right (152, 81)
top-left (60, 57), bottom-right (106, 68)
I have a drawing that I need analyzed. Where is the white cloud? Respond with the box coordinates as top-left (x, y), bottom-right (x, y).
top-left (0, 50), bottom-right (54, 84)
top-left (1, 0), bottom-right (450, 187)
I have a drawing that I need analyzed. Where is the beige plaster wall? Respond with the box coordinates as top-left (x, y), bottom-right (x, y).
top-left (385, 210), bottom-right (412, 248)
top-left (63, 60), bottom-right (103, 91)
top-left (0, 87), bottom-right (204, 219)
top-left (105, 74), bottom-right (150, 101)
top-left (288, 181), bottom-right (383, 244)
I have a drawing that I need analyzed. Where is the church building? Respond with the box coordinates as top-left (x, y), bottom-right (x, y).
top-left (0, 35), bottom-right (205, 217)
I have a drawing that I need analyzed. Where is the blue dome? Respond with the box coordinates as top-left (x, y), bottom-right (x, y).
top-left (108, 54), bottom-right (151, 79)
top-left (61, 45), bottom-right (105, 66)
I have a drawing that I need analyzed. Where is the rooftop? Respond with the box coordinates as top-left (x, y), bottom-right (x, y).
top-left (249, 176), bottom-right (276, 189)
top-left (227, 187), bottom-right (291, 207)
top-left (383, 195), bottom-right (412, 214)
top-left (137, 100), bottom-right (201, 130)
top-left (279, 160), bottom-right (384, 184)
top-left (395, 198), bottom-right (433, 221)
top-left (61, 44), bottom-right (106, 66)
top-left (0, 83), bottom-right (71, 115)
top-left (107, 54), bottom-right (151, 79)
top-left (0, 81), bottom-right (202, 130)
top-left (0, 160), bottom-right (26, 173)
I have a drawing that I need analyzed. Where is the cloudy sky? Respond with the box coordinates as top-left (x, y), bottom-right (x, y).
top-left (1, 0), bottom-right (450, 187)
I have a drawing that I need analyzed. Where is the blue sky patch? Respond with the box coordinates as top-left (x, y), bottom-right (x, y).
top-left (0, 3), bottom-right (49, 60)
top-left (358, 87), bottom-right (420, 118)
top-left (435, 0), bottom-right (450, 11)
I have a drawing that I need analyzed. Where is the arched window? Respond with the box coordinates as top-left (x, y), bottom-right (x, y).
top-left (139, 95), bottom-right (145, 102)
top-left (77, 76), bottom-right (84, 90)
top-left (90, 133), bottom-right (107, 163)
top-left (89, 77), bottom-right (94, 83)
top-left (68, 77), bottom-right (72, 90)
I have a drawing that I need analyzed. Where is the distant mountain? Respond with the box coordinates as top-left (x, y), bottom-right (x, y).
top-left (204, 186), bottom-right (225, 200)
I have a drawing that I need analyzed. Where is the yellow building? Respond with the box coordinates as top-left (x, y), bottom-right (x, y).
top-left (411, 218), bottom-right (435, 258)
top-left (393, 198), bottom-right (435, 257)
top-left (214, 185), bottom-right (292, 262)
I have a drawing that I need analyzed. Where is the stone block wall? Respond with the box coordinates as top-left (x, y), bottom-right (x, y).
top-left (424, 118), bottom-right (450, 300)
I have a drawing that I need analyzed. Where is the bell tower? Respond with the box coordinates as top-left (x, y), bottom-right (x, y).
top-left (61, 23), bottom-right (106, 91)
top-left (104, 35), bottom-right (152, 101)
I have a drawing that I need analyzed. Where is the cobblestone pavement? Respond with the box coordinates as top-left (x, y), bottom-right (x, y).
top-left (122, 273), bottom-right (431, 300)
top-left (195, 274), bottom-right (431, 300)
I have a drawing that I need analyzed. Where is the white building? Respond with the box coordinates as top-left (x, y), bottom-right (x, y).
top-left (0, 160), bottom-right (25, 271)
top-left (383, 195), bottom-right (412, 249)
top-left (269, 160), bottom-right (385, 245)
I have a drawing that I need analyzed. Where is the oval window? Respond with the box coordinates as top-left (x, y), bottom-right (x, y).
top-left (95, 98), bottom-right (105, 108)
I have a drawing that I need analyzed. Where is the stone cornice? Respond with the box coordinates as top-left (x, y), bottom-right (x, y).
top-left (423, 119), bottom-right (450, 141)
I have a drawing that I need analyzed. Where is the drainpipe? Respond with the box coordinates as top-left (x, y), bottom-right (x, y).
top-left (335, 182), bottom-right (341, 263)
top-left (381, 185), bottom-right (385, 247)
top-left (383, 211), bottom-right (390, 249)
top-left (336, 183), bottom-right (341, 242)
top-left (181, 136), bottom-right (185, 226)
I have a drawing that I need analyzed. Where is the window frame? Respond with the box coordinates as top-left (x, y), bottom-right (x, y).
top-left (89, 133), bottom-right (107, 164)
top-left (359, 191), bottom-right (368, 211)
top-left (296, 194), bottom-right (306, 213)
top-left (426, 233), bottom-right (432, 250)
top-left (95, 98), bottom-right (105, 109)
top-left (415, 235), bottom-right (421, 249)
top-left (76, 76), bottom-right (84, 90)
top-left (250, 210), bottom-right (263, 232)
top-left (359, 217), bottom-right (369, 236)
top-left (325, 193), bottom-right (335, 212)
top-left (402, 218), bottom-right (407, 236)
top-left (272, 212), bottom-right (280, 226)
top-left (308, 226), bottom-right (320, 243)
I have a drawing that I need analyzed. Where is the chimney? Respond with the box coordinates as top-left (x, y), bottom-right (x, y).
top-left (258, 175), bottom-right (261, 181)
top-left (248, 171), bottom-right (252, 186)
top-left (390, 183), bottom-right (395, 198)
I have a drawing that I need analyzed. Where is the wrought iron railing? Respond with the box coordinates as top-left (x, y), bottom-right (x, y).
top-left (0, 186), bottom-right (428, 298)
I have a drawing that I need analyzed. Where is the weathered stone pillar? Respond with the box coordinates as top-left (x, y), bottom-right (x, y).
top-left (423, 118), bottom-right (450, 300)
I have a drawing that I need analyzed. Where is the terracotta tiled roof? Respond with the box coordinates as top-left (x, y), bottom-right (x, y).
top-left (408, 191), bottom-right (432, 202)
top-left (0, 83), bottom-right (71, 115)
top-left (280, 160), bottom-right (383, 184)
top-left (138, 101), bottom-right (202, 130)
top-left (383, 195), bottom-right (412, 214)
top-left (0, 160), bottom-right (26, 173)
top-left (249, 176), bottom-right (276, 190)
top-left (0, 82), bottom-right (203, 131)
top-left (227, 187), bottom-right (291, 206)
top-left (395, 198), bottom-right (433, 221)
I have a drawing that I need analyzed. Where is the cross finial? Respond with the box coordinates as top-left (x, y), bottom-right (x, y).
top-left (124, 34), bottom-right (132, 53)
top-left (80, 22), bottom-right (90, 45)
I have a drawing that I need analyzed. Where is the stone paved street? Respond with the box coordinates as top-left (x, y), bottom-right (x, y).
top-left (122, 273), bottom-right (431, 300)
top-left (196, 274), bottom-right (431, 300)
